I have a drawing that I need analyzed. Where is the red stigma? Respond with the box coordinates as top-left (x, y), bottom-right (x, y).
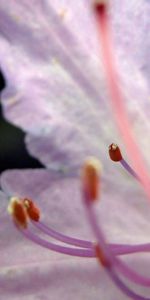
top-left (23, 198), bottom-right (40, 222)
top-left (109, 143), bottom-right (122, 162)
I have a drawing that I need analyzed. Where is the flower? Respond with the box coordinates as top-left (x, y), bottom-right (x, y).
top-left (0, 0), bottom-right (149, 172)
top-left (0, 0), bottom-right (150, 299)
top-left (1, 159), bottom-right (150, 299)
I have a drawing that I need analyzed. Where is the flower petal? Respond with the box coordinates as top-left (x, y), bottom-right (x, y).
top-left (0, 190), bottom-right (8, 214)
top-left (0, 258), bottom-right (132, 300)
top-left (112, 0), bottom-right (150, 84)
top-left (0, 0), bottom-right (150, 174)
top-left (0, 0), bottom-right (105, 133)
top-left (25, 57), bottom-right (150, 171)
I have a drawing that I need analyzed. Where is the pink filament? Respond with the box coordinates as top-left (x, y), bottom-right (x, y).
top-left (120, 158), bottom-right (139, 180)
top-left (83, 193), bottom-right (150, 298)
top-left (94, 4), bottom-right (150, 200)
top-left (33, 220), bottom-right (150, 256)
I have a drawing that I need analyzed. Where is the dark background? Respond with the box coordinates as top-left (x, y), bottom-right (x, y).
top-left (0, 70), bottom-right (42, 174)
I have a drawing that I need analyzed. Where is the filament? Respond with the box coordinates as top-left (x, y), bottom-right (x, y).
top-left (17, 225), bottom-right (95, 258)
top-left (83, 193), bottom-right (150, 298)
top-left (120, 158), bottom-right (139, 180)
top-left (33, 221), bottom-right (150, 257)
top-left (109, 143), bottom-right (139, 179)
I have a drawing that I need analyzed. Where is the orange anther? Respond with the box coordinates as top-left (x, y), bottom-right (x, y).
top-left (23, 198), bottom-right (40, 222)
top-left (93, 1), bottom-right (108, 15)
top-left (109, 143), bottom-right (122, 162)
top-left (12, 201), bottom-right (27, 228)
top-left (83, 158), bottom-right (101, 201)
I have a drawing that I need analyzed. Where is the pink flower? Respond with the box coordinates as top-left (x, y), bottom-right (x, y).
top-left (0, 0), bottom-right (149, 172)
top-left (0, 1), bottom-right (150, 299)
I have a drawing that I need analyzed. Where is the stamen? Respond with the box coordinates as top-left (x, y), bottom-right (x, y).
top-left (95, 243), bottom-right (111, 268)
top-left (9, 195), bottom-right (150, 258)
top-left (22, 198), bottom-right (40, 222)
top-left (25, 220), bottom-right (150, 298)
top-left (8, 194), bottom-right (150, 297)
top-left (32, 220), bottom-right (93, 249)
top-left (95, 245), bottom-right (150, 299)
top-left (82, 157), bottom-right (101, 201)
top-left (93, 0), bottom-right (150, 200)
top-left (8, 197), bottom-right (27, 228)
top-left (17, 225), bottom-right (95, 258)
top-left (83, 191), bottom-right (150, 295)
top-left (120, 159), bottom-right (139, 180)
top-left (109, 143), bottom-right (139, 179)
top-left (94, 1), bottom-right (108, 14)
top-left (10, 199), bottom-right (150, 292)
top-left (33, 221), bottom-right (150, 256)
top-left (109, 143), bottom-right (122, 162)
top-left (9, 193), bottom-right (150, 292)
top-left (109, 270), bottom-right (150, 300)
top-left (10, 191), bottom-right (150, 258)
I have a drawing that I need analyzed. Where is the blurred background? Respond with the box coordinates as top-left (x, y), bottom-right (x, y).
top-left (0, 69), bottom-right (42, 174)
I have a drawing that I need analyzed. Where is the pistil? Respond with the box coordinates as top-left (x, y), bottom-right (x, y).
top-left (93, 0), bottom-right (150, 200)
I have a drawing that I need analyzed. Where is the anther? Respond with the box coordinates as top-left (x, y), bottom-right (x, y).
top-left (95, 243), bottom-right (111, 268)
top-left (93, 0), bottom-right (108, 15)
top-left (82, 157), bottom-right (102, 201)
top-left (8, 197), bottom-right (28, 228)
top-left (23, 198), bottom-right (40, 222)
top-left (109, 143), bottom-right (122, 162)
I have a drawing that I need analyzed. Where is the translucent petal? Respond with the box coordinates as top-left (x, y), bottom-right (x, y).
top-left (0, 0), bottom-right (149, 172)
